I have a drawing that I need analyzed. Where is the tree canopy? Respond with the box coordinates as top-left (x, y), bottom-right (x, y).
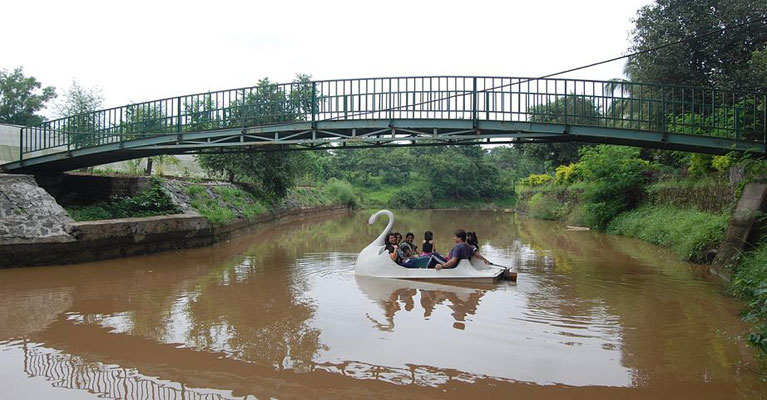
top-left (625, 0), bottom-right (767, 90)
top-left (0, 67), bottom-right (56, 125)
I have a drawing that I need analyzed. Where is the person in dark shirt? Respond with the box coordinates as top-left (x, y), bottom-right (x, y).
top-left (435, 229), bottom-right (474, 270)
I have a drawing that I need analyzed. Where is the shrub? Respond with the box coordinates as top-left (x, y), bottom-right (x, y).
top-left (731, 243), bottom-right (767, 354)
top-left (554, 163), bottom-right (580, 184)
top-left (520, 173), bottom-right (553, 187)
top-left (327, 179), bottom-right (358, 208)
top-left (389, 187), bottom-right (433, 209)
top-left (577, 145), bottom-right (655, 229)
top-left (712, 155), bottom-right (734, 172)
top-left (526, 192), bottom-right (567, 220)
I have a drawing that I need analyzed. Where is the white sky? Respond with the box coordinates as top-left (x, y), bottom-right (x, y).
top-left (1, 0), bottom-right (651, 112)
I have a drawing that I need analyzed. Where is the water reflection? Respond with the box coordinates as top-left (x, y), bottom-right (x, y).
top-left (0, 210), bottom-right (765, 399)
top-left (355, 276), bottom-right (486, 331)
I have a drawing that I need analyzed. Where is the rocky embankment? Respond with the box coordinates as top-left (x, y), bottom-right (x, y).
top-left (0, 174), bottom-right (348, 267)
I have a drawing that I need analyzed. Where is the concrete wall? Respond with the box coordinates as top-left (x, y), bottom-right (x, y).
top-left (0, 124), bottom-right (21, 164)
top-left (36, 173), bottom-right (151, 203)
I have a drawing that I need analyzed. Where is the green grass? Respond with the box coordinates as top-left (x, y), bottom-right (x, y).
top-left (64, 180), bottom-right (181, 222)
top-left (732, 242), bottom-right (767, 358)
top-left (185, 184), bottom-right (266, 225)
top-left (607, 204), bottom-right (729, 262)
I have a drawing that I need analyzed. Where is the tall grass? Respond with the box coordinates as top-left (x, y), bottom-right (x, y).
top-left (607, 205), bottom-right (729, 262)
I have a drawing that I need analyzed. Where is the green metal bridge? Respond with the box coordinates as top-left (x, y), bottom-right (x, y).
top-left (2, 76), bottom-right (765, 173)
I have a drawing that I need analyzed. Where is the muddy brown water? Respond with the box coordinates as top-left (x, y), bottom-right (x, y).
top-left (1, 210), bottom-right (765, 399)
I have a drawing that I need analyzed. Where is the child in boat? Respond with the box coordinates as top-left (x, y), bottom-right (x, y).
top-left (421, 231), bottom-right (436, 256)
top-left (466, 231), bottom-right (490, 265)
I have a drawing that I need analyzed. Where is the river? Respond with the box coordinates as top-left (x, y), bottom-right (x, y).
top-left (0, 210), bottom-right (764, 399)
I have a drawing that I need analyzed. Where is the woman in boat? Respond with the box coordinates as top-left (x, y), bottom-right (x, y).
top-left (466, 231), bottom-right (490, 265)
top-left (385, 233), bottom-right (400, 263)
top-left (421, 231), bottom-right (436, 256)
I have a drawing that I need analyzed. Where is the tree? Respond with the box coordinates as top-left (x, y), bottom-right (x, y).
top-left (625, 0), bottom-right (767, 89)
top-left (56, 80), bottom-right (103, 118)
top-left (522, 95), bottom-right (602, 167)
top-left (197, 74), bottom-right (314, 201)
top-left (58, 80), bottom-right (105, 149)
top-left (0, 66), bottom-right (56, 125)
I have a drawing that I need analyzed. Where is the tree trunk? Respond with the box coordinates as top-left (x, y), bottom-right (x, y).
top-left (145, 158), bottom-right (153, 175)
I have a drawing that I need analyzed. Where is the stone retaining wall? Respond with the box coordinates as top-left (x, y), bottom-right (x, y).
top-left (0, 173), bottom-right (348, 268)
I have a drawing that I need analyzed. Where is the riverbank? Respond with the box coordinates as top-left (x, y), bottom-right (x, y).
top-left (0, 173), bottom-right (352, 268)
top-left (513, 152), bottom-right (767, 363)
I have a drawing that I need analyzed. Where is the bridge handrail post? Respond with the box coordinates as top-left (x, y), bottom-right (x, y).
top-left (564, 80), bottom-right (568, 125)
top-left (176, 97), bottom-right (182, 133)
top-left (18, 127), bottom-right (23, 163)
top-left (472, 77), bottom-right (478, 127)
top-left (311, 82), bottom-right (317, 124)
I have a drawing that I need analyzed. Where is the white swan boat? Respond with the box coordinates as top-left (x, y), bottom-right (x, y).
top-left (354, 210), bottom-right (510, 282)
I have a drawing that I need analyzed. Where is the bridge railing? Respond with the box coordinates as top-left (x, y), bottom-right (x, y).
top-left (19, 76), bottom-right (766, 160)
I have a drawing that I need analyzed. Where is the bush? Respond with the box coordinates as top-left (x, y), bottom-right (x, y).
top-left (520, 173), bottom-right (553, 187)
top-left (327, 179), bottom-right (358, 208)
top-left (577, 145), bottom-right (655, 229)
top-left (526, 192), bottom-right (567, 220)
top-left (65, 179), bottom-right (181, 221)
top-left (554, 163), bottom-right (580, 184)
top-left (732, 243), bottom-right (767, 354)
top-left (389, 187), bottom-right (433, 209)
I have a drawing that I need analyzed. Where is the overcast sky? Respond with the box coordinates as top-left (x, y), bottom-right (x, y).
top-left (2, 0), bottom-right (651, 112)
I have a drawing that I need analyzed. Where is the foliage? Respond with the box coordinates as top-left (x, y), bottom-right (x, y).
top-left (608, 205), bottom-right (728, 262)
top-left (526, 192), bottom-right (568, 220)
top-left (389, 187), bottom-right (433, 209)
top-left (415, 145), bottom-right (501, 200)
top-left (626, 0), bottom-right (767, 89)
top-left (712, 155), bottom-right (734, 172)
top-left (554, 163), bottom-right (580, 184)
top-left (0, 66), bottom-right (56, 125)
top-left (520, 173), bottom-right (553, 187)
top-left (197, 75), bottom-right (314, 201)
top-left (65, 179), bottom-right (181, 221)
top-left (326, 178), bottom-right (359, 208)
top-left (688, 153), bottom-right (714, 177)
top-left (56, 80), bottom-right (105, 149)
top-left (750, 47), bottom-right (767, 90)
top-left (577, 145), bottom-right (655, 229)
top-left (185, 184), bottom-right (265, 225)
top-left (731, 241), bottom-right (767, 354)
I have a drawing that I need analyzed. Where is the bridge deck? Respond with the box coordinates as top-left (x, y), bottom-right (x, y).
top-left (3, 76), bottom-right (765, 173)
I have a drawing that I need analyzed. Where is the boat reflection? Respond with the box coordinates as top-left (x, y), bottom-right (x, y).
top-left (355, 276), bottom-right (489, 331)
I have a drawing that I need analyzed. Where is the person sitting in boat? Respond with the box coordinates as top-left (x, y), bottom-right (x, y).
top-left (386, 232), bottom-right (420, 268)
top-left (385, 233), bottom-right (401, 263)
top-left (434, 229), bottom-right (474, 270)
top-left (421, 231), bottom-right (437, 256)
top-left (399, 232), bottom-right (418, 258)
top-left (466, 231), bottom-right (490, 265)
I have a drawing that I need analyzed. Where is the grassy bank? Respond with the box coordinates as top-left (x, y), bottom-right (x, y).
top-left (63, 178), bottom-right (181, 221)
top-left (353, 173), bottom-right (516, 210)
top-left (607, 205), bottom-right (729, 263)
top-left (63, 176), bottom-right (355, 224)
top-left (732, 243), bottom-right (767, 356)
